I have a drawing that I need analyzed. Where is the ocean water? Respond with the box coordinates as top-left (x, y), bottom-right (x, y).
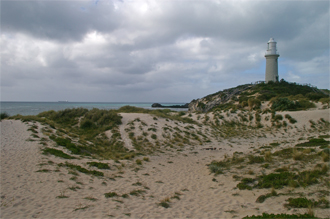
top-left (0, 102), bottom-right (188, 116)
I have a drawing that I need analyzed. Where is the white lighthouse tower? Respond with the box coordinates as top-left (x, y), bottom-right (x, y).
top-left (265, 38), bottom-right (280, 83)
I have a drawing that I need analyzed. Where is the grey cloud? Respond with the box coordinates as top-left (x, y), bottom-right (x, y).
top-left (1, 1), bottom-right (119, 42)
top-left (1, 0), bottom-right (329, 102)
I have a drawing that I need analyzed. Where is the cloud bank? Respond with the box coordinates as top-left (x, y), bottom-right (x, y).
top-left (1, 0), bottom-right (329, 102)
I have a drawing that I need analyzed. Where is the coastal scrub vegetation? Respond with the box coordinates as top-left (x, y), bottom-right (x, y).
top-left (10, 105), bottom-right (203, 161)
top-left (0, 112), bottom-right (9, 120)
top-left (191, 80), bottom-right (328, 113)
top-left (209, 133), bottom-right (330, 216)
top-left (11, 108), bottom-right (131, 160)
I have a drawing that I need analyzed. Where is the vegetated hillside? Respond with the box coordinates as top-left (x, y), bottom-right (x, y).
top-left (188, 80), bottom-right (329, 113)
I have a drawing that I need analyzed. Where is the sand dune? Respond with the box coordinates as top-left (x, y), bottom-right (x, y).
top-left (1, 109), bottom-right (329, 218)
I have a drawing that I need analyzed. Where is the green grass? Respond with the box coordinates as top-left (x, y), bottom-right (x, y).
top-left (18, 108), bottom-right (132, 160)
top-left (129, 189), bottom-right (146, 196)
top-left (58, 162), bottom-right (104, 176)
top-left (42, 148), bottom-right (75, 159)
top-left (52, 137), bottom-right (85, 155)
top-left (87, 162), bottom-right (110, 169)
top-left (132, 182), bottom-right (143, 186)
top-left (143, 157), bottom-right (150, 162)
top-left (136, 159), bottom-right (142, 165)
top-left (56, 190), bottom-right (69, 199)
top-left (208, 160), bottom-right (230, 175)
top-left (68, 186), bottom-right (81, 191)
top-left (158, 197), bottom-right (171, 208)
top-left (237, 178), bottom-right (255, 190)
top-left (286, 197), bottom-right (314, 208)
top-left (319, 134), bottom-right (330, 138)
top-left (255, 188), bottom-right (278, 203)
top-left (73, 205), bottom-right (90, 211)
top-left (56, 195), bottom-right (69, 199)
top-left (121, 194), bottom-right (129, 198)
top-left (256, 172), bottom-right (295, 189)
top-left (248, 155), bottom-right (265, 164)
top-left (296, 138), bottom-right (330, 148)
top-left (36, 169), bottom-right (51, 173)
top-left (238, 166), bottom-right (328, 190)
top-left (286, 197), bottom-right (329, 209)
top-left (104, 192), bottom-right (118, 198)
top-left (158, 200), bottom-right (170, 208)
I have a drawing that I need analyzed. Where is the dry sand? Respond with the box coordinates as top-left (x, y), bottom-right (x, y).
top-left (1, 109), bottom-right (329, 218)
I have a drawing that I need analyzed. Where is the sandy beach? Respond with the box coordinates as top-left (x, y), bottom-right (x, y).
top-left (1, 108), bottom-right (329, 218)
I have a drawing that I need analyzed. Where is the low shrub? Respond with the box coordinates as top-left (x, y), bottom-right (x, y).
top-left (286, 197), bottom-right (314, 208)
top-left (319, 97), bottom-right (330, 104)
top-left (297, 99), bottom-right (316, 110)
top-left (158, 200), bottom-right (170, 208)
top-left (255, 190), bottom-right (277, 203)
top-left (289, 117), bottom-right (297, 124)
top-left (248, 98), bottom-right (261, 110)
top-left (273, 114), bottom-right (283, 121)
top-left (248, 155), bottom-right (265, 164)
top-left (87, 162), bottom-right (110, 169)
top-left (285, 114), bottom-right (292, 119)
top-left (237, 178), bottom-right (255, 190)
top-left (271, 98), bottom-right (299, 111)
top-left (296, 138), bottom-right (330, 147)
top-left (256, 172), bottom-right (295, 189)
top-left (0, 112), bottom-right (9, 120)
top-left (208, 160), bottom-right (230, 175)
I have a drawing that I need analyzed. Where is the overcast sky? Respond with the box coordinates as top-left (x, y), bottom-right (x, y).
top-left (1, 0), bottom-right (329, 102)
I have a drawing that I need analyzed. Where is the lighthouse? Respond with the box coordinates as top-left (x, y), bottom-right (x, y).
top-left (265, 38), bottom-right (279, 83)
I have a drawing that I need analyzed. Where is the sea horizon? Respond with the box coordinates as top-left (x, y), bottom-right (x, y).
top-left (0, 101), bottom-right (188, 116)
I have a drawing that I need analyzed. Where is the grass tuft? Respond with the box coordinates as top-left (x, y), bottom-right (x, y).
top-left (43, 148), bottom-right (75, 159)
top-left (58, 162), bottom-right (103, 176)
top-left (87, 162), bottom-right (110, 169)
top-left (104, 192), bottom-right (118, 198)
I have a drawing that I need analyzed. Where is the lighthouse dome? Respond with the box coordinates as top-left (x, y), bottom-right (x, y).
top-left (268, 38), bottom-right (275, 43)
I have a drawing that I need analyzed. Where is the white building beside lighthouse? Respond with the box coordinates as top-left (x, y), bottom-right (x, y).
top-left (265, 38), bottom-right (280, 82)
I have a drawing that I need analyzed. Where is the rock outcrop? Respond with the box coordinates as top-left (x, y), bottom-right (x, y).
top-left (151, 103), bottom-right (189, 108)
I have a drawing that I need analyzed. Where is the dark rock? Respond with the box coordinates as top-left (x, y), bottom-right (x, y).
top-left (151, 103), bottom-right (189, 108)
top-left (152, 103), bottom-right (163, 107)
